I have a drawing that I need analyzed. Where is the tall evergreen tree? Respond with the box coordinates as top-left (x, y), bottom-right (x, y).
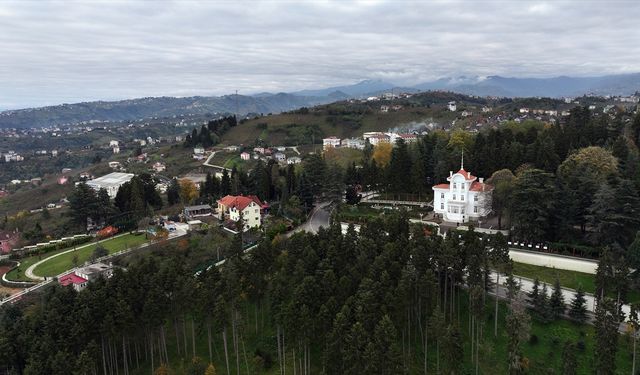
top-left (594, 298), bottom-right (619, 375)
top-left (549, 278), bottom-right (565, 320)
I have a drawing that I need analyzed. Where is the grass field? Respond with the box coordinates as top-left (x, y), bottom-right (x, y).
top-left (32, 232), bottom-right (147, 277)
top-left (512, 262), bottom-right (640, 303)
top-left (4, 249), bottom-right (70, 282)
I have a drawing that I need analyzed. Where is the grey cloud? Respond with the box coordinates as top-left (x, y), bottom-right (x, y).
top-left (0, 0), bottom-right (639, 109)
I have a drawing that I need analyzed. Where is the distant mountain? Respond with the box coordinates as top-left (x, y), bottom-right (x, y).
top-left (291, 79), bottom-right (396, 97)
top-left (0, 93), bottom-right (338, 129)
top-left (4, 73), bottom-right (639, 129)
top-left (414, 73), bottom-right (640, 98)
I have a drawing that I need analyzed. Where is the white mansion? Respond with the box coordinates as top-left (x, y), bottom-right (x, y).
top-left (432, 159), bottom-right (493, 223)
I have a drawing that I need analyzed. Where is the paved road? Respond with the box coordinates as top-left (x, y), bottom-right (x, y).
top-left (290, 201), bottom-right (332, 235)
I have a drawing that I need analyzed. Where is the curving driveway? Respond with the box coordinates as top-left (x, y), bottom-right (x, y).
top-left (24, 233), bottom-right (129, 281)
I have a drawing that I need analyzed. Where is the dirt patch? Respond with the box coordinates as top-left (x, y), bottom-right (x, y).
top-left (0, 265), bottom-right (22, 297)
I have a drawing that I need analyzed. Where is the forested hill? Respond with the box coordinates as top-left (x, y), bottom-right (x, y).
top-left (0, 93), bottom-right (343, 129)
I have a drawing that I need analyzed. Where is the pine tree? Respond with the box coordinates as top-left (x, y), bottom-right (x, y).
top-left (549, 278), bottom-right (565, 320)
top-left (560, 341), bottom-right (577, 375)
top-left (204, 364), bottom-right (217, 375)
top-left (506, 297), bottom-right (531, 375)
top-left (594, 298), bottom-right (619, 375)
top-left (167, 178), bottom-right (180, 205)
top-left (538, 283), bottom-right (552, 322)
top-left (442, 324), bottom-right (463, 375)
top-left (528, 277), bottom-right (540, 306)
top-left (220, 170), bottom-right (231, 196)
top-left (568, 286), bottom-right (588, 324)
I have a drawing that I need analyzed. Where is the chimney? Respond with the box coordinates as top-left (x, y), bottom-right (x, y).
top-left (479, 177), bottom-right (484, 184)
top-left (449, 171), bottom-right (453, 177)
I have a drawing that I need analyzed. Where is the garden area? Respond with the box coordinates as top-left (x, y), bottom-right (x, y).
top-left (32, 232), bottom-right (147, 277)
top-left (4, 232), bottom-right (147, 281)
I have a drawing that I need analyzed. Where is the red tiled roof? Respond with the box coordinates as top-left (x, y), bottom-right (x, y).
top-left (217, 195), bottom-right (266, 211)
top-left (456, 169), bottom-right (476, 180)
top-left (433, 183), bottom-right (450, 189)
top-left (470, 181), bottom-right (494, 192)
top-left (59, 273), bottom-right (87, 286)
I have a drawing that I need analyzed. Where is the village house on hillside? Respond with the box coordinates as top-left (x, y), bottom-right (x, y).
top-left (0, 229), bottom-right (19, 254)
top-left (217, 195), bottom-right (268, 231)
top-left (432, 156), bottom-right (493, 223)
top-left (323, 136), bottom-right (341, 150)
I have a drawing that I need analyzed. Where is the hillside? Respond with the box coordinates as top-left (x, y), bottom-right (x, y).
top-left (219, 91), bottom-right (494, 146)
top-left (0, 93), bottom-right (339, 129)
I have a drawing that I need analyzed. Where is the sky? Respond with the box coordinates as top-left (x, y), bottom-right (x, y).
top-left (1, 0), bottom-right (639, 109)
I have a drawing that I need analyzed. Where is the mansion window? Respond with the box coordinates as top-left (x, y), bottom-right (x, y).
top-left (474, 206), bottom-right (478, 213)
top-left (474, 195), bottom-right (478, 201)
top-left (441, 193), bottom-right (444, 199)
top-left (453, 183), bottom-right (457, 188)
top-left (453, 194), bottom-right (456, 200)
top-left (440, 203), bottom-right (444, 210)
top-left (461, 195), bottom-right (464, 201)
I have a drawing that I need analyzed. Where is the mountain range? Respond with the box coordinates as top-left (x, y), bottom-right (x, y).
top-left (1, 73), bottom-right (639, 128)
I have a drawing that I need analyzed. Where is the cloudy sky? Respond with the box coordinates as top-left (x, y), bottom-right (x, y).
top-left (1, 0), bottom-right (639, 109)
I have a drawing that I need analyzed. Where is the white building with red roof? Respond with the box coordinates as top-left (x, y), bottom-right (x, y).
top-left (432, 155), bottom-right (493, 223)
top-left (59, 262), bottom-right (114, 292)
top-left (216, 195), bottom-right (268, 231)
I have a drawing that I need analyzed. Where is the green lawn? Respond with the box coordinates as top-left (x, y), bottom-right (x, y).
top-left (5, 246), bottom-right (77, 282)
top-left (512, 262), bottom-right (640, 303)
top-left (32, 233), bottom-right (148, 277)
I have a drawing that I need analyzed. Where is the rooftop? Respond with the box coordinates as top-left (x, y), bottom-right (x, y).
top-left (88, 172), bottom-right (134, 187)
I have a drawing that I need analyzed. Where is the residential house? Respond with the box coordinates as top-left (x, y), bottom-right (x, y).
top-left (448, 101), bottom-right (457, 111)
top-left (240, 152), bottom-right (251, 161)
top-left (108, 161), bottom-right (121, 169)
top-left (274, 152), bottom-right (286, 162)
top-left (217, 195), bottom-right (268, 231)
top-left (152, 162), bottom-right (166, 172)
top-left (287, 156), bottom-right (302, 165)
top-left (342, 138), bottom-right (365, 150)
top-left (323, 137), bottom-right (341, 150)
top-left (432, 158), bottom-right (493, 223)
top-left (368, 134), bottom-right (390, 146)
top-left (0, 229), bottom-right (19, 254)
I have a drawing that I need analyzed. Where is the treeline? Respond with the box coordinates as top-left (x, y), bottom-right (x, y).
top-left (69, 173), bottom-right (162, 231)
top-left (346, 108), bottom-right (640, 250)
top-left (184, 116), bottom-right (238, 148)
top-left (0, 214), bottom-right (633, 374)
top-left (168, 154), bottom-right (342, 223)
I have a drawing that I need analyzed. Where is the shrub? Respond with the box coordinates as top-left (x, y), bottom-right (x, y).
top-left (529, 334), bottom-right (539, 345)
